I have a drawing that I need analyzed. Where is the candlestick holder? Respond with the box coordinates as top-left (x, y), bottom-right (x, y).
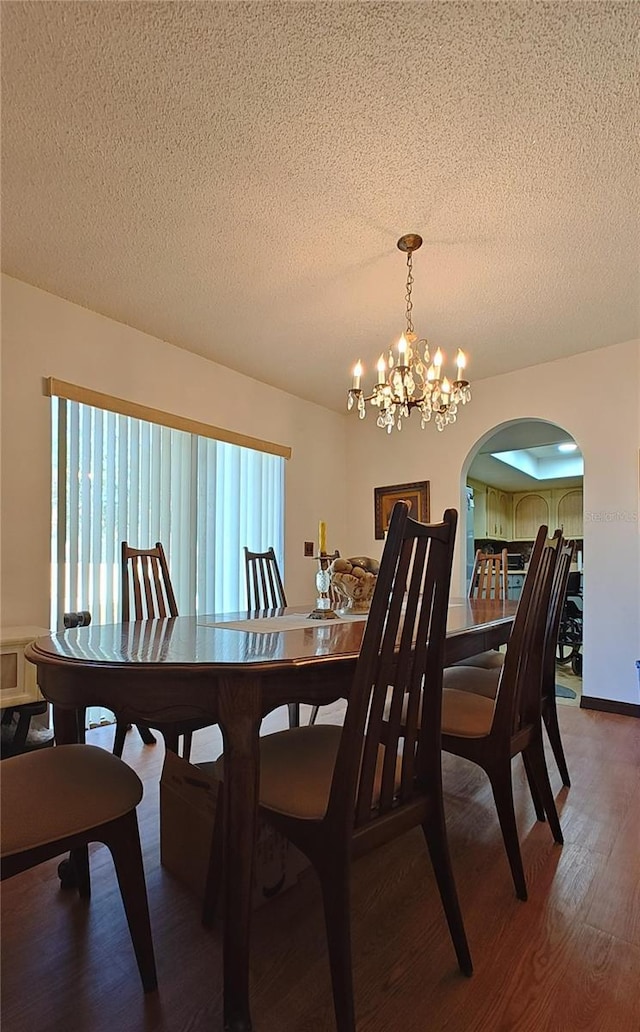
top-left (308, 552), bottom-right (339, 620)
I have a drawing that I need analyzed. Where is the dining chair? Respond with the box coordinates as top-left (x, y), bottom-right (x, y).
top-left (206, 503), bottom-right (471, 1031)
top-left (451, 547), bottom-right (509, 672)
top-left (470, 547), bottom-right (508, 601)
top-left (440, 526), bottom-right (564, 901)
top-left (0, 743), bottom-right (157, 993)
top-left (244, 546), bottom-right (287, 612)
top-left (114, 541), bottom-right (207, 760)
top-left (448, 535), bottom-right (574, 788)
top-left (244, 545), bottom-right (310, 729)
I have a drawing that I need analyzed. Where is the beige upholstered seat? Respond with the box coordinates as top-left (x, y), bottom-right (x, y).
top-left (441, 688), bottom-right (496, 737)
top-left (0, 744), bottom-right (157, 992)
top-left (387, 671), bottom-right (497, 734)
top-left (214, 724), bottom-right (401, 821)
top-left (454, 648), bottom-right (506, 670)
top-left (443, 664), bottom-right (501, 700)
top-left (205, 504), bottom-right (471, 1032)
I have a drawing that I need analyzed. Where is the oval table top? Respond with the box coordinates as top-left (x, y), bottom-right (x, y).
top-left (26, 598), bottom-right (517, 672)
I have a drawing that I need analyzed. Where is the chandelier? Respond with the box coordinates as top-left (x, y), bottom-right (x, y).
top-left (347, 233), bottom-right (471, 433)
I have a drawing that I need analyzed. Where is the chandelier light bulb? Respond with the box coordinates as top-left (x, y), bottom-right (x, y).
top-left (377, 354), bottom-right (386, 383)
top-left (352, 361), bottom-right (363, 390)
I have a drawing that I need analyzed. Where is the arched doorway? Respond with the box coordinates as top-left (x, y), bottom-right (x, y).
top-left (461, 418), bottom-right (583, 701)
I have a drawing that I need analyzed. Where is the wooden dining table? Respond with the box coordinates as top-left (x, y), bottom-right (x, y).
top-left (26, 597), bottom-right (516, 1031)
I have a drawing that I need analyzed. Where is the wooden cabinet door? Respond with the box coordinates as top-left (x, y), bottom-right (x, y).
top-left (486, 487), bottom-right (500, 537)
top-left (513, 493), bottom-right (550, 539)
top-left (498, 491), bottom-right (512, 539)
top-left (555, 489), bottom-right (583, 537)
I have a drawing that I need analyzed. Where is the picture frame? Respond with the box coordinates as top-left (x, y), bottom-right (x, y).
top-left (374, 481), bottom-right (430, 539)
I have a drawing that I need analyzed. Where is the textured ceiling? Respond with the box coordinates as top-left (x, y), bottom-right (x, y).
top-left (2, 1), bottom-right (639, 411)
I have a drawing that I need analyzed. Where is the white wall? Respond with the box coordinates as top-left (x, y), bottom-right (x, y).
top-left (2, 274), bottom-right (638, 707)
top-left (343, 340), bottom-right (640, 708)
top-left (0, 275), bottom-right (349, 621)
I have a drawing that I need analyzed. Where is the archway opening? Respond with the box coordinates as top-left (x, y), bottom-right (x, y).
top-left (461, 418), bottom-right (583, 703)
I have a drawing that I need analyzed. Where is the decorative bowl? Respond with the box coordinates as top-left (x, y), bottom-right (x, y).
top-left (330, 557), bottom-right (379, 614)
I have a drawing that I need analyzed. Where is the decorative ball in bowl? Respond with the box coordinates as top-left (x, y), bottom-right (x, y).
top-left (330, 556), bottom-right (380, 614)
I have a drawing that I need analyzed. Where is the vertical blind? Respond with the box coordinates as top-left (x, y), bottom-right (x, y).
top-left (52, 397), bottom-right (285, 630)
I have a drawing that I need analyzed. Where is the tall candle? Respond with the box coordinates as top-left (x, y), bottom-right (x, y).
top-left (456, 349), bottom-right (466, 382)
top-left (318, 521), bottom-right (327, 554)
top-left (434, 348), bottom-right (443, 380)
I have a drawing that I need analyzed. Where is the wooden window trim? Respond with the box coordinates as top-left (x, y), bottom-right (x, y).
top-left (45, 378), bottom-right (292, 460)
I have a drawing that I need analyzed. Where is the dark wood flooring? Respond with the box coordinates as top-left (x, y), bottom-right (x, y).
top-left (1, 704), bottom-right (639, 1032)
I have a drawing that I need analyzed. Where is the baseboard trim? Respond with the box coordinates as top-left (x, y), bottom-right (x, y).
top-left (580, 696), bottom-right (640, 718)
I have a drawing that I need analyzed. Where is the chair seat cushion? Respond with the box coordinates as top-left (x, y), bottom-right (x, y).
top-left (215, 724), bottom-right (399, 821)
top-left (0, 744), bottom-right (143, 858)
top-left (452, 650), bottom-right (505, 671)
top-left (441, 688), bottom-right (496, 738)
top-left (443, 665), bottom-right (501, 699)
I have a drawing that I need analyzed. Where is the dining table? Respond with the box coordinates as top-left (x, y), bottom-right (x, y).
top-left (26, 597), bottom-right (517, 1031)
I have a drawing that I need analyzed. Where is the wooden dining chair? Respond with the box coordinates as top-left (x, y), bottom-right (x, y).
top-left (244, 546), bottom-right (287, 612)
top-left (451, 548), bottom-right (509, 671)
top-left (448, 536), bottom-right (574, 788)
top-left (244, 545), bottom-right (309, 729)
top-left (440, 526), bottom-right (564, 901)
top-left (0, 744), bottom-right (157, 993)
top-left (207, 504), bottom-right (471, 1031)
top-left (114, 542), bottom-right (207, 760)
top-left (469, 547), bottom-right (508, 600)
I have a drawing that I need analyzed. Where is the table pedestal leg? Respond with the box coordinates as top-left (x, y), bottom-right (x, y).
top-left (218, 676), bottom-right (261, 1032)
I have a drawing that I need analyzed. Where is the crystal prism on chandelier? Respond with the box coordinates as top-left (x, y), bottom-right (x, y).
top-left (347, 233), bottom-right (472, 433)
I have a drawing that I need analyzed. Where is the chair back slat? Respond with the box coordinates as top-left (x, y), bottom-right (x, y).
top-left (244, 547), bottom-right (287, 610)
top-left (327, 503), bottom-right (457, 833)
top-left (121, 542), bottom-right (178, 622)
top-left (469, 548), bottom-right (508, 600)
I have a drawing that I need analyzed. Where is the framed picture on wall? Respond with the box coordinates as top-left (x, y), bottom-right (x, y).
top-left (374, 481), bottom-right (430, 539)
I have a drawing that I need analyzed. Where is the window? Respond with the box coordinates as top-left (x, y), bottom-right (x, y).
top-left (51, 397), bottom-right (285, 631)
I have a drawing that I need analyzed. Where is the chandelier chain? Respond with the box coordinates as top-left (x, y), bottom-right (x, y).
top-left (404, 251), bottom-right (414, 336)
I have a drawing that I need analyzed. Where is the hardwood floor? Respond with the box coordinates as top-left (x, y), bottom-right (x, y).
top-left (1, 704), bottom-right (638, 1031)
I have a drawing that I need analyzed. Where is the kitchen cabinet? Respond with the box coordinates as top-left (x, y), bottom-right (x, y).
top-left (554, 488), bottom-right (583, 537)
top-left (507, 572), bottom-right (526, 601)
top-left (512, 491), bottom-right (551, 540)
top-left (470, 481), bottom-right (511, 539)
top-left (511, 488), bottom-right (583, 539)
top-left (469, 480), bottom-right (583, 542)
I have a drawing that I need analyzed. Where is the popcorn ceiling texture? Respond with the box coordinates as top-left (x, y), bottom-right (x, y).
top-left (1, 1), bottom-right (638, 409)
